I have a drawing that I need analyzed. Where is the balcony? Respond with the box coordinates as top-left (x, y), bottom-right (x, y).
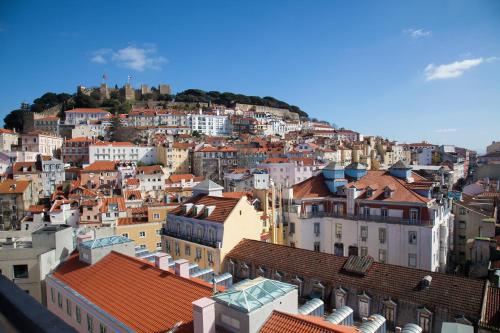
top-left (298, 211), bottom-right (433, 226)
top-left (162, 229), bottom-right (218, 248)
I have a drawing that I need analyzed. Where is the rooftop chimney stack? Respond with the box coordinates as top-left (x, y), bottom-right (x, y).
top-left (174, 259), bottom-right (190, 278)
top-left (154, 252), bottom-right (169, 270)
top-left (192, 297), bottom-right (216, 333)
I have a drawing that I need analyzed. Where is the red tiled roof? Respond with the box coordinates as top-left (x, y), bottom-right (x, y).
top-left (12, 162), bottom-right (38, 174)
top-left (480, 284), bottom-right (500, 331)
top-left (226, 239), bottom-right (485, 318)
top-left (169, 174), bottom-right (195, 183)
top-left (124, 190), bottom-right (142, 200)
top-left (82, 161), bottom-right (117, 172)
top-left (92, 141), bottom-right (134, 147)
top-left (65, 108), bottom-right (109, 113)
top-left (172, 142), bottom-right (191, 149)
top-left (136, 165), bottom-right (163, 174)
top-left (65, 137), bottom-right (94, 142)
top-left (198, 146), bottom-right (237, 153)
top-left (117, 217), bottom-right (147, 225)
top-left (28, 205), bottom-right (46, 213)
top-left (169, 195), bottom-right (241, 223)
top-left (126, 178), bottom-right (140, 186)
top-left (0, 128), bottom-right (16, 134)
top-left (292, 173), bottom-right (331, 199)
top-left (52, 251), bottom-right (214, 333)
top-left (0, 180), bottom-right (31, 194)
top-left (100, 197), bottom-right (126, 213)
top-left (260, 311), bottom-right (358, 333)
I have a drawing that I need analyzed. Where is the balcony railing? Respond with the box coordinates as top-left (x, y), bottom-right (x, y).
top-left (162, 229), bottom-right (218, 248)
top-left (298, 211), bottom-right (433, 226)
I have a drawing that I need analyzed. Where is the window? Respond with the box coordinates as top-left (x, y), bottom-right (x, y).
top-left (289, 222), bottom-right (295, 234)
top-left (50, 287), bottom-right (55, 303)
top-left (185, 244), bottom-right (191, 256)
top-left (156, 229), bottom-right (161, 235)
top-left (196, 247), bottom-right (202, 260)
top-left (408, 253), bottom-right (417, 267)
top-left (363, 206), bottom-right (370, 216)
top-left (139, 231), bottom-right (146, 238)
top-left (76, 306), bottom-right (81, 324)
top-left (383, 299), bottom-right (397, 329)
top-left (459, 207), bottom-right (466, 215)
top-left (418, 308), bottom-right (432, 333)
top-left (13, 264), bottom-right (29, 279)
top-left (175, 242), bottom-right (180, 255)
top-left (335, 287), bottom-right (347, 308)
top-left (153, 213), bottom-right (160, 219)
top-left (378, 249), bottom-right (386, 263)
top-left (208, 228), bottom-right (216, 242)
top-left (156, 242), bottom-right (161, 248)
top-left (409, 231), bottom-right (417, 245)
top-left (122, 233), bottom-right (129, 238)
top-left (57, 292), bottom-right (63, 308)
top-left (314, 242), bottom-right (320, 252)
top-left (360, 226), bottom-right (368, 242)
top-left (335, 223), bottom-right (342, 239)
top-left (66, 299), bottom-right (72, 316)
top-left (87, 314), bottom-right (94, 333)
top-left (381, 208), bottom-right (388, 219)
top-left (99, 324), bottom-right (107, 333)
top-left (361, 247), bottom-right (368, 256)
top-left (358, 293), bottom-right (371, 318)
top-left (379, 228), bottom-right (386, 244)
top-left (314, 223), bottom-right (320, 236)
top-left (410, 209), bottom-right (418, 223)
top-left (208, 251), bottom-right (214, 264)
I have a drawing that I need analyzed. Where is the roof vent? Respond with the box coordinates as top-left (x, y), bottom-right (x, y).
top-left (183, 203), bottom-right (194, 214)
top-left (418, 275), bottom-right (432, 290)
top-left (194, 204), bottom-right (205, 215)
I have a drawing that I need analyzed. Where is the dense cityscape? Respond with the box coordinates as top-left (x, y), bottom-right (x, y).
top-left (0, 81), bottom-right (498, 333)
top-left (1, 1), bottom-right (499, 333)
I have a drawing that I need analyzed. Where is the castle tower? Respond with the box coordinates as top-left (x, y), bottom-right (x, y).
top-left (124, 83), bottom-right (135, 101)
top-left (100, 83), bottom-right (110, 99)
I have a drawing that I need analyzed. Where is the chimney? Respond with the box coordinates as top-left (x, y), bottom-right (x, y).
top-left (154, 252), bottom-right (169, 270)
top-left (174, 259), bottom-right (190, 278)
top-left (76, 234), bottom-right (93, 246)
top-left (192, 297), bottom-right (216, 333)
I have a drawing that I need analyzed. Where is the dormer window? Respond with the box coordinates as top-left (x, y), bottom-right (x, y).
top-left (366, 187), bottom-right (373, 197)
top-left (384, 186), bottom-right (393, 198)
top-left (418, 307), bottom-right (433, 333)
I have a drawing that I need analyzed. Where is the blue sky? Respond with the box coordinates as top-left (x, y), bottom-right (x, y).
top-left (0, 0), bottom-right (499, 152)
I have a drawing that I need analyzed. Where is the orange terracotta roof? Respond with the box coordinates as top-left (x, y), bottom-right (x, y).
top-left (100, 197), bottom-right (126, 213)
top-left (169, 195), bottom-right (241, 223)
top-left (65, 108), bottom-right (109, 113)
top-left (117, 217), bottom-right (147, 225)
top-left (124, 190), bottom-right (142, 200)
top-left (172, 142), bottom-right (191, 149)
top-left (0, 128), bottom-right (16, 134)
top-left (480, 284), bottom-right (500, 330)
top-left (260, 311), bottom-right (358, 333)
top-left (82, 161), bottom-right (117, 172)
top-left (222, 191), bottom-right (251, 199)
top-left (126, 178), bottom-right (140, 185)
top-left (66, 137), bottom-right (94, 142)
top-left (28, 205), bottom-right (46, 213)
top-left (136, 165), bottom-right (163, 174)
top-left (52, 251), bottom-right (214, 333)
top-left (92, 141), bottom-right (134, 147)
top-left (292, 173), bottom-right (331, 199)
top-left (0, 180), bottom-right (31, 194)
top-left (169, 174), bottom-right (195, 183)
top-left (12, 162), bottom-right (38, 174)
top-left (198, 146), bottom-right (237, 153)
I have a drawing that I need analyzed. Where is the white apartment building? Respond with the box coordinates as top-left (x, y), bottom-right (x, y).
top-left (136, 165), bottom-right (167, 195)
top-left (127, 109), bottom-right (190, 128)
top-left (404, 142), bottom-right (437, 166)
top-left (258, 157), bottom-right (326, 187)
top-left (284, 161), bottom-right (453, 272)
top-left (190, 112), bottom-right (231, 136)
top-left (64, 108), bottom-right (111, 126)
top-left (49, 200), bottom-right (80, 227)
top-left (0, 128), bottom-right (19, 152)
top-left (88, 142), bottom-right (157, 164)
top-left (20, 132), bottom-right (63, 157)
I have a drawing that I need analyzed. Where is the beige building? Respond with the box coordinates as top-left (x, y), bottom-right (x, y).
top-left (162, 180), bottom-right (262, 273)
top-left (0, 128), bottom-right (19, 152)
top-left (158, 142), bottom-right (192, 175)
top-left (116, 218), bottom-right (162, 252)
top-left (20, 132), bottom-right (63, 157)
top-left (0, 180), bottom-right (35, 230)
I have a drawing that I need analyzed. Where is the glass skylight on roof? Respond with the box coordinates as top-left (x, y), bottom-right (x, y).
top-left (80, 235), bottom-right (132, 249)
top-left (213, 277), bottom-right (296, 313)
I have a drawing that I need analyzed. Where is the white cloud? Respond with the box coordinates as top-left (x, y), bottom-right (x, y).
top-left (90, 45), bottom-right (167, 71)
top-left (434, 128), bottom-right (458, 133)
top-left (404, 28), bottom-right (432, 39)
top-left (90, 49), bottom-right (112, 64)
top-left (424, 58), bottom-right (484, 81)
top-left (111, 45), bottom-right (166, 71)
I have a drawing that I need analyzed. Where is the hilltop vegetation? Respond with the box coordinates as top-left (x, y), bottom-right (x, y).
top-left (3, 88), bottom-right (308, 131)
